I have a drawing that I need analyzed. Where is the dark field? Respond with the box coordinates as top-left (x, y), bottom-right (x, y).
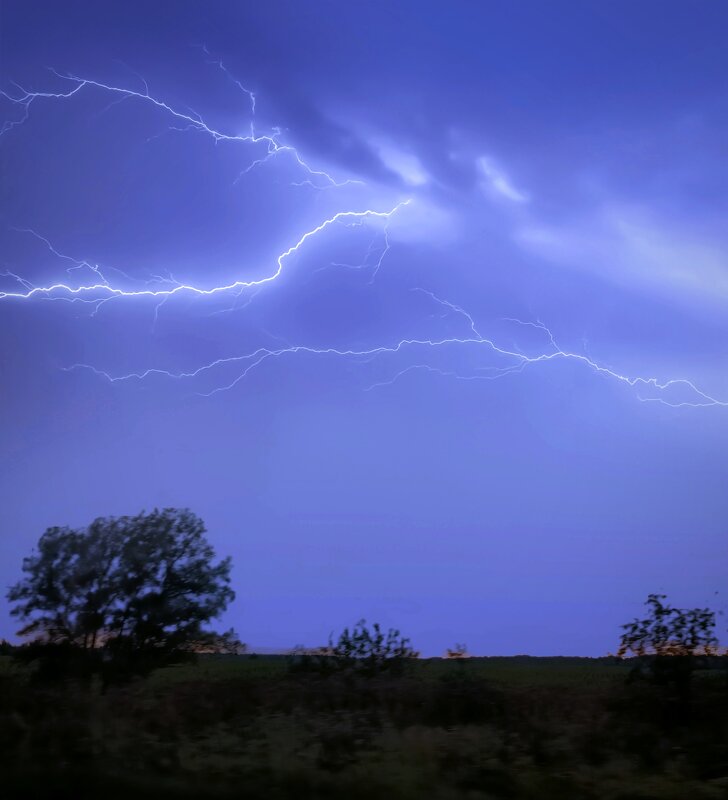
top-left (1, 654), bottom-right (727, 800)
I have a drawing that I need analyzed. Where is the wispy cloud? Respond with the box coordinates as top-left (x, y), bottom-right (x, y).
top-left (477, 156), bottom-right (529, 203)
top-left (376, 142), bottom-right (430, 186)
top-left (517, 205), bottom-right (728, 306)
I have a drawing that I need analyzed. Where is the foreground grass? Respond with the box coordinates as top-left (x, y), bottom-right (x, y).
top-left (1, 655), bottom-right (726, 799)
top-left (147, 654), bottom-right (629, 688)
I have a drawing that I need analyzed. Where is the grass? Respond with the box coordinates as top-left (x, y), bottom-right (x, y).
top-left (1, 654), bottom-right (726, 799)
top-left (146, 654), bottom-right (290, 685)
top-left (415, 655), bottom-right (630, 687)
top-left (146, 654), bottom-right (629, 688)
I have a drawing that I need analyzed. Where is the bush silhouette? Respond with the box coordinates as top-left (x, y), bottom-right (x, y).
top-left (327, 619), bottom-right (419, 675)
top-left (617, 593), bottom-right (718, 715)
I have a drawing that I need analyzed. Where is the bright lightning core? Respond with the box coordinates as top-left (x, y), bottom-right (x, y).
top-left (1, 62), bottom-right (726, 410)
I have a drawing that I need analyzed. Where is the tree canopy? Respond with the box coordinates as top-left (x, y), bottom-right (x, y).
top-left (617, 593), bottom-right (719, 702)
top-left (617, 593), bottom-right (718, 661)
top-left (7, 508), bottom-right (237, 663)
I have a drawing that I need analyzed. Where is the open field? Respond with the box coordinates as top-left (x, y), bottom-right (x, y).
top-left (1, 654), bottom-right (726, 799)
top-left (142, 654), bottom-right (631, 688)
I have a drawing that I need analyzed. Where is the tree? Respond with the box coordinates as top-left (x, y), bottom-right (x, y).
top-left (7, 508), bottom-right (237, 672)
top-left (617, 593), bottom-right (718, 700)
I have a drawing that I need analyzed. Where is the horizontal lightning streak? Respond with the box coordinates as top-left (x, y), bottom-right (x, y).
top-left (67, 324), bottom-right (728, 407)
top-left (0, 203), bottom-right (409, 302)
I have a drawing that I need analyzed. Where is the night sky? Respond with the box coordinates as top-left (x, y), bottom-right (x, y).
top-left (1, 1), bottom-right (726, 655)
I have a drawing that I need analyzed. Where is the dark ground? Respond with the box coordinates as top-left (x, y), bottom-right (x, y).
top-left (1, 654), bottom-right (727, 799)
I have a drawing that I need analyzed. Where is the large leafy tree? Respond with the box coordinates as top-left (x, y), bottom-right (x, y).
top-left (8, 509), bottom-right (237, 661)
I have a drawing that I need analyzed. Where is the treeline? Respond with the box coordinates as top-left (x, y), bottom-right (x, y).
top-left (1, 509), bottom-right (727, 798)
top-left (2, 509), bottom-right (726, 689)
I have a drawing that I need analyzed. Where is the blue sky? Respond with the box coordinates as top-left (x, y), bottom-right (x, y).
top-left (1, 1), bottom-right (726, 655)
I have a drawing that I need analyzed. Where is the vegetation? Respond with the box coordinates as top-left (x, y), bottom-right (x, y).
top-left (6, 509), bottom-right (239, 679)
top-left (2, 513), bottom-right (727, 798)
top-left (328, 619), bottom-right (418, 674)
top-left (617, 593), bottom-right (719, 713)
top-left (618, 593), bottom-right (719, 663)
top-left (446, 642), bottom-right (469, 659)
top-left (0, 650), bottom-right (726, 799)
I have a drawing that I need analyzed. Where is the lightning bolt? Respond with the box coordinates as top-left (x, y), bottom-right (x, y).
top-left (0, 203), bottom-right (409, 303)
top-left (197, 44), bottom-right (256, 116)
top-left (0, 68), bottom-right (358, 188)
top-left (3, 64), bottom-right (726, 410)
top-left (66, 314), bottom-right (728, 407)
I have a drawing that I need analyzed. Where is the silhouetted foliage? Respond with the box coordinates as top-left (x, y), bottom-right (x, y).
top-left (328, 619), bottom-right (419, 675)
top-left (618, 594), bottom-right (718, 660)
top-left (617, 593), bottom-right (719, 712)
top-left (7, 508), bottom-right (237, 678)
top-left (0, 639), bottom-right (15, 656)
top-left (288, 620), bottom-right (418, 676)
top-left (445, 642), bottom-right (469, 659)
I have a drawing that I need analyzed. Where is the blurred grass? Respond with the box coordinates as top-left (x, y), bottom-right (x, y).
top-left (146, 654), bottom-right (290, 686)
top-left (1, 653), bottom-right (725, 799)
top-left (416, 656), bottom-right (629, 687)
top-left (146, 654), bottom-right (629, 689)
